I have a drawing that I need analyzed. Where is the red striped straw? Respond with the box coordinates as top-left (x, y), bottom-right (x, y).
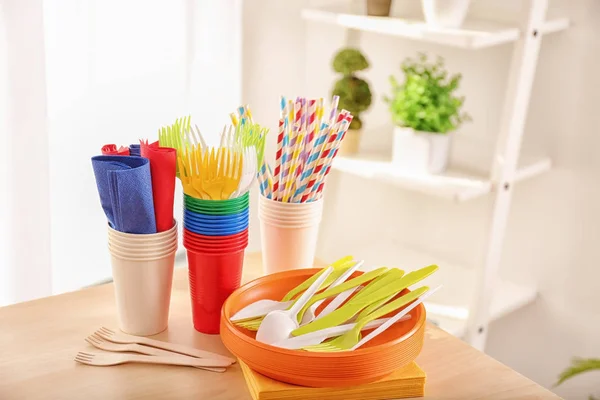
top-left (292, 99), bottom-right (302, 146)
top-left (272, 118), bottom-right (285, 200)
top-left (307, 99), bottom-right (317, 145)
top-left (310, 115), bottom-right (353, 201)
top-left (299, 130), bottom-right (339, 203)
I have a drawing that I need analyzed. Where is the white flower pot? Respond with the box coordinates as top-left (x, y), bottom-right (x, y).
top-left (421, 0), bottom-right (470, 29)
top-left (392, 126), bottom-right (451, 174)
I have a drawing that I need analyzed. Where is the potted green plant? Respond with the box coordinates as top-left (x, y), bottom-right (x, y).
top-left (556, 358), bottom-right (600, 399)
top-left (384, 53), bottom-right (469, 173)
top-left (331, 48), bottom-right (373, 156)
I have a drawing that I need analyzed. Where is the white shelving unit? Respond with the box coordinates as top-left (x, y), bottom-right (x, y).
top-left (332, 153), bottom-right (551, 202)
top-left (301, 8), bottom-right (568, 49)
top-left (302, 0), bottom-right (569, 350)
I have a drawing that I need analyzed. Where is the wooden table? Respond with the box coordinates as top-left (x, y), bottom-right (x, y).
top-left (0, 253), bottom-right (559, 399)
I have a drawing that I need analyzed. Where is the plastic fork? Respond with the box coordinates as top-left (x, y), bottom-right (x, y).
top-left (303, 286), bottom-right (430, 352)
top-left (74, 351), bottom-right (231, 368)
top-left (292, 265), bottom-right (439, 336)
top-left (221, 150), bottom-right (243, 199)
top-left (304, 286), bottom-right (441, 352)
top-left (232, 262), bottom-right (359, 330)
top-left (273, 315), bottom-right (412, 350)
top-left (84, 334), bottom-right (225, 373)
top-left (231, 147), bottom-right (257, 198)
top-left (93, 327), bottom-right (235, 364)
top-left (178, 151), bottom-right (203, 198)
top-left (292, 268), bottom-right (405, 336)
top-left (230, 256), bottom-right (354, 323)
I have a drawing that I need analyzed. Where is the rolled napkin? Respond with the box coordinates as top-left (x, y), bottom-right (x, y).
top-left (140, 140), bottom-right (177, 232)
top-left (91, 155), bottom-right (157, 234)
top-left (101, 144), bottom-right (130, 156)
top-left (129, 144), bottom-right (141, 157)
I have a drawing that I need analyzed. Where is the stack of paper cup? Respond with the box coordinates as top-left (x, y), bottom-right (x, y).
top-left (183, 192), bottom-right (250, 334)
top-left (107, 221), bottom-right (178, 336)
top-left (258, 194), bottom-right (324, 274)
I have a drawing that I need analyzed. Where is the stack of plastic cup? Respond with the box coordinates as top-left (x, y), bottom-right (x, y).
top-left (258, 194), bottom-right (324, 275)
top-left (183, 192), bottom-right (250, 334)
top-left (107, 221), bottom-right (178, 336)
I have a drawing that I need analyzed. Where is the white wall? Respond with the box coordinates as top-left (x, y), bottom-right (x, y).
top-left (242, 0), bottom-right (599, 398)
top-left (42, 0), bottom-right (242, 294)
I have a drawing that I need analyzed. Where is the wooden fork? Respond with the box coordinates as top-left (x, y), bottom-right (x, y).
top-left (85, 334), bottom-right (225, 373)
top-left (74, 351), bottom-right (230, 368)
top-left (93, 327), bottom-right (236, 365)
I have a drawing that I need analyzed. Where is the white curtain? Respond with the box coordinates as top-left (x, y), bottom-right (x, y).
top-left (0, 0), bottom-right (242, 305)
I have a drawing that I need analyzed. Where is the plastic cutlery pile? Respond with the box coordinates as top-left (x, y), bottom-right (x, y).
top-left (230, 256), bottom-right (441, 352)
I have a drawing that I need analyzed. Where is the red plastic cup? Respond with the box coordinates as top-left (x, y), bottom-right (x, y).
top-left (184, 241), bottom-right (248, 256)
top-left (183, 230), bottom-right (248, 248)
top-left (187, 246), bottom-right (246, 334)
top-left (183, 228), bottom-right (248, 243)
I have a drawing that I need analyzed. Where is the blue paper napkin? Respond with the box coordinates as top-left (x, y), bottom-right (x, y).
top-left (129, 144), bottom-right (141, 157)
top-left (91, 155), bottom-right (157, 234)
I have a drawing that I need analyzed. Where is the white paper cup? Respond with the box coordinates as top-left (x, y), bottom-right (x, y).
top-left (108, 221), bottom-right (177, 244)
top-left (258, 195), bottom-right (323, 274)
top-left (108, 242), bottom-right (178, 260)
top-left (109, 249), bottom-right (176, 335)
top-left (108, 233), bottom-right (177, 251)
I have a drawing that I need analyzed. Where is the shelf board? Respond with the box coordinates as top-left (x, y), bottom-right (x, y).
top-left (357, 241), bottom-right (538, 338)
top-left (301, 8), bottom-right (569, 49)
top-left (331, 153), bottom-right (551, 202)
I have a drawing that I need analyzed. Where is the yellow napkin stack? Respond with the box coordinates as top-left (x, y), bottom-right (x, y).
top-left (239, 361), bottom-right (426, 400)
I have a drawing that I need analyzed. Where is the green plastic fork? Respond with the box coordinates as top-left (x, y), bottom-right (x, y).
top-left (303, 286), bottom-right (429, 352)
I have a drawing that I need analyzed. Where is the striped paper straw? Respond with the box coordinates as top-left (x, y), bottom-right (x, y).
top-left (329, 95), bottom-right (340, 125)
top-left (282, 131), bottom-right (305, 202)
top-left (278, 126), bottom-right (298, 201)
top-left (314, 98), bottom-right (324, 136)
top-left (279, 95), bottom-right (287, 119)
top-left (272, 119), bottom-right (285, 200)
top-left (307, 99), bottom-right (317, 145)
top-left (306, 117), bottom-right (352, 201)
top-left (299, 131), bottom-right (338, 203)
top-left (301, 98), bottom-right (308, 132)
top-left (260, 159), bottom-right (273, 199)
top-left (291, 122), bottom-right (331, 202)
top-left (293, 100), bottom-right (302, 144)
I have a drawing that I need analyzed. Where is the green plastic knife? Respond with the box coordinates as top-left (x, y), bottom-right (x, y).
top-left (281, 256), bottom-right (354, 302)
top-left (357, 264), bottom-right (438, 320)
top-left (291, 264), bottom-right (438, 336)
top-left (295, 267), bottom-right (389, 323)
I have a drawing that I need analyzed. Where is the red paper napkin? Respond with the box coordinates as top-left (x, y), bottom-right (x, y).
top-left (101, 144), bottom-right (130, 156)
top-left (140, 140), bottom-right (177, 232)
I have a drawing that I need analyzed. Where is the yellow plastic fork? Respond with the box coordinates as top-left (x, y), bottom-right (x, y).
top-left (303, 286), bottom-right (429, 352)
top-left (221, 150), bottom-right (243, 199)
top-left (189, 147), bottom-right (210, 200)
top-left (178, 151), bottom-right (202, 198)
top-left (200, 148), bottom-right (225, 200)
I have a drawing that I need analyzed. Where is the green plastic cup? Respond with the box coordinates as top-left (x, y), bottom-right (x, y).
top-left (184, 192), bottom-right (250, 215)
